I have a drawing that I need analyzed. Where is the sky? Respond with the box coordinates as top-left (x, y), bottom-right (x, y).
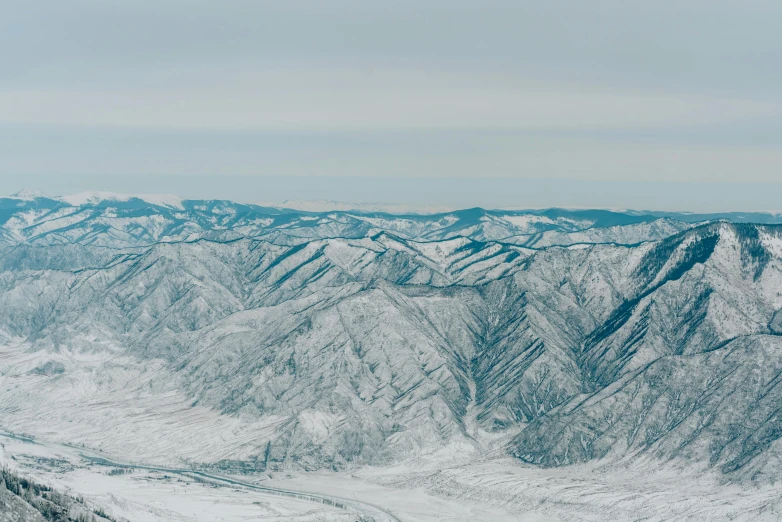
top-left (2, 1), bottom-right (782, 210)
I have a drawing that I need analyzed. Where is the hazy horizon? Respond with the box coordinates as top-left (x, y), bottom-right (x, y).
top-left (3, 176), bottom-right (782, 214)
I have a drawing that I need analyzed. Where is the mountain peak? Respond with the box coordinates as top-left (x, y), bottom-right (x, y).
top-left (9, 189), bottom-right (49, 200)
top-left (58, 191), bottom-right (185, 210)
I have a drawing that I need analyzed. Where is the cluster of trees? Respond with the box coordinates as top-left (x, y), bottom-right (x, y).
top-left (106, 468), bottom-right (133, 476)
top-left (1, 466), bottom-right (116, 522)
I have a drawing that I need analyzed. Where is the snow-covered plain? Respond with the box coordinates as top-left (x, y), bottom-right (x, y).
top-left (5, 430), bottom-right (782, 522)
top-left (0, 434), bottom-right (359, 522)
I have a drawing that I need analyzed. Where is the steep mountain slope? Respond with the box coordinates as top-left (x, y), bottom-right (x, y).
top-left (1, 197), bottom-right (782, 483)
top-left (513, 224), bottom-right (782, 480)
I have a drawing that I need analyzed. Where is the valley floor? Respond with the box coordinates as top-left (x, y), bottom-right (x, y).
top-left (3, 431), bottom-right (781, 522)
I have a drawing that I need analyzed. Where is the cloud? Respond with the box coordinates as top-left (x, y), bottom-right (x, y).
top-left (1, 65), bottom-right (778, 132)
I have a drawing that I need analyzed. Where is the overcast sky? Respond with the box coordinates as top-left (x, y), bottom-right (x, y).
top-left (2, 1), bottom-right (781, 210)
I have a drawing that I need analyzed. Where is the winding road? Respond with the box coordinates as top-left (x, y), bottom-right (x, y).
top-left (1, 432), bottom-right (401, 522)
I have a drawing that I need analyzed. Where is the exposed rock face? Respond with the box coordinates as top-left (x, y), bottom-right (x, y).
top-left (1, 197), bottom-right (782, 480)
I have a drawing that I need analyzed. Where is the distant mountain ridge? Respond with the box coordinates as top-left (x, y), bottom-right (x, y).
top-left (2, 190), bottom-right (771, 249)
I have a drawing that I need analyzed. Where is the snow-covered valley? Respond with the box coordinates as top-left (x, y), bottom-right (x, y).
top-left (2, 194), bottom-right (782, 521)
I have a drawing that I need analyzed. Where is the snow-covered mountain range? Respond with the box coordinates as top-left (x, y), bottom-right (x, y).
top-left (2, 193), bottom-right (782, 486)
